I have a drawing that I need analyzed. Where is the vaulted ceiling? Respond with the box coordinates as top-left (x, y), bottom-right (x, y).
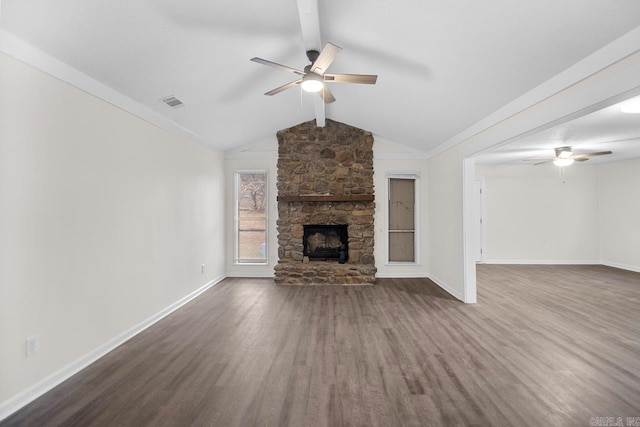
top-left (2, 1), bottom-right (640, 154)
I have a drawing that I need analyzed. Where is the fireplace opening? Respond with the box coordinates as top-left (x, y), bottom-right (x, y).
top-left (303, 224), bottom-right (348, 260)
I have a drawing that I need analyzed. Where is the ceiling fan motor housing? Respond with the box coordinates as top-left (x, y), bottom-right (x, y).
top-left (555, 146), bottom-right (573, 158)
top-left (306, 50), bottom-right (320, 64)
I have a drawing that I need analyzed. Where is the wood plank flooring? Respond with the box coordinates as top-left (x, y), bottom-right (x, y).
top-left (2, 265), bottom-right (640, 426)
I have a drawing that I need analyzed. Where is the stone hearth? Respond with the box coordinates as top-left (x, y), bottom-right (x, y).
top-left (275, 120), bottom-right (376, 284)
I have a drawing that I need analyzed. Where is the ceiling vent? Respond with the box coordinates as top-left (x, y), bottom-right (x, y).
top-left (160, 95), bottom-right (185, 109)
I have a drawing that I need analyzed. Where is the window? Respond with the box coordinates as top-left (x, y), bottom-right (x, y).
top-left (235, 171), bottom-right (267, 264)
top-left (388, 177), bottom-right (416, 262)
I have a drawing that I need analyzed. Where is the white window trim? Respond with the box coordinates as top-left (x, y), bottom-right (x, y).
top-left (234, 169), bottom-right (268, 265)
top-left (386, 171), bottom-right (421, 265)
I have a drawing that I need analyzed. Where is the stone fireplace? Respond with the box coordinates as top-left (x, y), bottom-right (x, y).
top-left (275, 119), bottom-right (376, 284)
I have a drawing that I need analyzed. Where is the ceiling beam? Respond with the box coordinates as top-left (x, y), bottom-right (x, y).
top-left (311, 95), bottom-right (325, 127)
top-left (296, 0), bottom-right (322, 52)
top-left (296, 0), bottom-right (325, 127)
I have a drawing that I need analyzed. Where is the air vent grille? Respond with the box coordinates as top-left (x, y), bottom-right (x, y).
top-left (160, 96), bottom-right (185, 109)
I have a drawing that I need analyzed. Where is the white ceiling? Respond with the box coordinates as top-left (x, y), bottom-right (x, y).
top-left (2, 1), bottom-right (640, 154)
top-left (475, 95), bottom-right (640, 165)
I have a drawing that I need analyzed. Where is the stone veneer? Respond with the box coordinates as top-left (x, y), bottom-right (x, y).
top-left (275, 119), bottom-right (376, 284)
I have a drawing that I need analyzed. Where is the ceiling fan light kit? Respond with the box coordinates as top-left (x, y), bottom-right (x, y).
top-left (553, 158), bottom-right (575, 167)
top-left (301, 72), bottom-right (324, 92)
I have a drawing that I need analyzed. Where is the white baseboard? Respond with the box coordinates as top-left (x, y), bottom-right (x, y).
top-left (482, 259), bottom-right (600, 265)
top-left (600, 261), bottom-right (640, 273)
top-left (375, 273), bottom-right (430, 279)
top-left (482, 259), bottom-right (640, 274)
top-left (225, 272), bottom-right (275, 278)
top-left (0, 275), bottom-right (226, 422)
top-left (427, 274), bottom-right (464, 302)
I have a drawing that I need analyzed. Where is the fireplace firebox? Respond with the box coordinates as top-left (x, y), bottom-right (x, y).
top-left (303, 224), bottom-right (348, 260)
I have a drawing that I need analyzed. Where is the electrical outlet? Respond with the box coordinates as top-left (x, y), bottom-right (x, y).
top-left (26, 336), bottom-right (38, 358)
top-left (201, 264), bottom-right (205, 273)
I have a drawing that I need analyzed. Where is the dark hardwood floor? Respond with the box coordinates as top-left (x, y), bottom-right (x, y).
top-left (2, 265), bottom-right (640, 426)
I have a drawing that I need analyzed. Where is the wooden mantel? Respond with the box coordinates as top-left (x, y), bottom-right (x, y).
top-left (277, 195), bottom-right (374, 202)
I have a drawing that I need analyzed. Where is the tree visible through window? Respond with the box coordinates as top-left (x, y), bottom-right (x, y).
top-left (236, 171), bottom-right (267, 263)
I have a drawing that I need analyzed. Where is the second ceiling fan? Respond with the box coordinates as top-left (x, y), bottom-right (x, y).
top-left (250, 42), bottom-right (377, 104)
top-left (525, 146), bottom-right (612, 166)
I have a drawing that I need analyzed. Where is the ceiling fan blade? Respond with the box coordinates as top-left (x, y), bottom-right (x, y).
top-left (324, 73), bottom-right (378, 84)
top-left (571, 151), bottom-right (612, 160)
top-left (319, 86), bottom-right (336, 103)
top-left (310, 43), bottom-right (342, 74)
top-left (522, 158), bottom-right (554, 162)
top-left (574, 158), bottom-right (589, 162)
top-left (265, 80), bottom-right (301, 96)
top-left (533, 160), bottom-right (554, 165)
top-left (250, 57), bottom-right (304, 76)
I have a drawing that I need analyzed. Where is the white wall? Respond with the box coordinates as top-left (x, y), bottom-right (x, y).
top-left (224, 155), bottom-right (278, 277)
top-left (476, 164), bottom-right (600, 263)
top-left (224, 139), bottom-right (432, 280)
top-left (474, 161), bottom-right (640, 271)
top-left (599, 159), bottom-right (640, 271)
top-left (0, 52), bottom-right (226, 410)
top-left (428, 145), bottom-right (464, 299)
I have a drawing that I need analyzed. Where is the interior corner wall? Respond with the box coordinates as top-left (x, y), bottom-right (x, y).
top-left (598, 158), bottom-right (640, 272)
top-left (0, 52), bottom-right (226, 407)
top-left (224, 156), bottom-right (278, 277)
top-left (428, 145), bottom-right (464, 299)
top-left (476, 164), bottom-right (600, 263)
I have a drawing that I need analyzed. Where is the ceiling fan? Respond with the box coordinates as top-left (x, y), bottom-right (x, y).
top-left (525, 146), bottom-right (612, 166)
top-left (250, 42), bottom-right (377, 104)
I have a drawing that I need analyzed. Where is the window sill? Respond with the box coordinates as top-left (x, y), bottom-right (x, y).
top-left (234, 262), bottom-right (268, 266)
top-left (385, 262), bottom-right (422, 266)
